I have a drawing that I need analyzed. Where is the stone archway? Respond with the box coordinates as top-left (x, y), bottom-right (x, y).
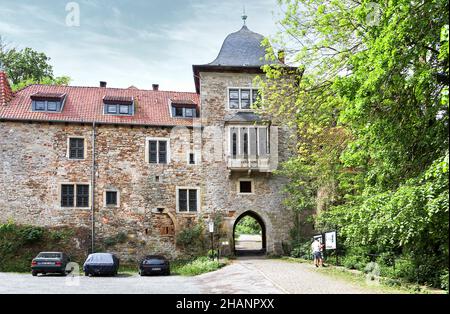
top-left (232, 210), bottom-right (266, 256)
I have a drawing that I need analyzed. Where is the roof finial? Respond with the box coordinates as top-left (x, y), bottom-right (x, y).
top-left (242, 5), bottom-right (248, 26)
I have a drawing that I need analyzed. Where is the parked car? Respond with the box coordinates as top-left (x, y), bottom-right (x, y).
top-left (139, 255), bottom-right (170, 276)
top-left (83, 253), bottom-right (119, 276)
top-left (31, 252), bottom-right (70, 276)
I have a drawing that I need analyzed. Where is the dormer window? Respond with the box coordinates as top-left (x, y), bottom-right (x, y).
top-left (103, 95), bottom-right (134, 116)
top-left (170, 99), bottom-right (197, 118)
top-left (228, 88), bottom-right (260, 110)
top-left (31, 93), bottom-right (66, 112)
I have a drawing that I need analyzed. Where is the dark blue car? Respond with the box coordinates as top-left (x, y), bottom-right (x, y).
top-left (83, 253), bottom-right (119, 276)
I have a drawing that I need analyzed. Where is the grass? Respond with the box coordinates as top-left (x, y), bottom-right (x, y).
top-left (118, 257), bottom-right (229, 277)
top-left (278, 257), bottom-right (446, 294)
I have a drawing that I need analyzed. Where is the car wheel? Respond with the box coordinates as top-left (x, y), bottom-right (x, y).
top-left (139, 271), bottom-right (144, 276)
top-left (166, 270), bottom-right (170, 276)
top-left (31, 271), bottom-right (38, 277)
top-left (84, 272), bottom-right (89, 276)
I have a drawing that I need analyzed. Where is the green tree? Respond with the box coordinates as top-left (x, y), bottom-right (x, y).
top-left (259, 0), bottom-right (449, 286)
top-left (0, 36), bottom-right (70, 90)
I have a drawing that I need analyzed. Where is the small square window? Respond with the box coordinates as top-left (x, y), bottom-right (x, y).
top-left (185, 108), bottom-right (195, 117)
top-left (35, 101), bottom-right (46, 111)
top-left (174, 107), bottom-right (184, 117)
top-left (106, 191), bottom-right (118, 206)
top-left (107, 104), bottom-right (117, 113)
top-left (47, 101), bottom-right (58, 111)
top-left (119, 105), bottom-right (130, 114)
top-left (239, 180), bottom-right (253, 193)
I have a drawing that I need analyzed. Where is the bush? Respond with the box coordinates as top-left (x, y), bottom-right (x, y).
top-left (341, 255), bottom-right (368, 271)
top-left (290, 241), bottom-right (311, 259)
top-left (441, 271), bottom-right (449, 292)
top-left (176, 256), bottom-right (222, 276)
top-left (0, 222), bottom-right (87, 272)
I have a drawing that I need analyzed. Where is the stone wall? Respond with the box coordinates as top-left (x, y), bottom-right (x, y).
top-left (0, 71), bottom-right (295, 260)
top-left (198, 71), bottom-right (294, 255)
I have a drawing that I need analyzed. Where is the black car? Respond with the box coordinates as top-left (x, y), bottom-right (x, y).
top-left (139, 255), bottom-right (170, 276)
top-left (31, 252), bottom-right (70, 276)
top-left (83, 253), bottom-right (120, 276)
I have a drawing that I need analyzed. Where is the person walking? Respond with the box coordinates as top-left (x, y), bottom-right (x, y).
top-left (311, 238), bottom-right (321, 267)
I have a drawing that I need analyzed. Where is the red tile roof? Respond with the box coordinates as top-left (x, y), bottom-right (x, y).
top-left (0, 83), bottom-right (200, 126)
top-left (0, 71), bottom-right (14, 106)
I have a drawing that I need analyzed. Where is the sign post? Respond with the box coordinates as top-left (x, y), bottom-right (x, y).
top-left (325, 231), bottom-right (337, 265)
top-left (208, 220), bottom-right (214, 261)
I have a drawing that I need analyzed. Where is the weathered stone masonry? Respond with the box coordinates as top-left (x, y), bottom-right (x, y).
top-left (0, 25), bottom-right (297, 260)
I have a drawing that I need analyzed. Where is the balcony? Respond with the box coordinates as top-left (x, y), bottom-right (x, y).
top-left (227, 155), bottom-right (274, 172)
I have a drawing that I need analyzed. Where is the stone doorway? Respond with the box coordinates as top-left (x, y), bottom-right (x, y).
top-left (233, 210), bottom-right (266, 256)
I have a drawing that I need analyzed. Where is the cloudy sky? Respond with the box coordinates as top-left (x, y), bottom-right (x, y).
top-left (0, 0), bottom-right (283, 92)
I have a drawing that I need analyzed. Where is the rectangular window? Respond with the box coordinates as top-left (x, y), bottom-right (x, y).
top-left (188, 190), bottom-right (197, 212)
top-left (69, 138), bottom-right (84, 159)
top-left (252, 89), bottom-right (260, 104)
top-left (119, 105), bottom-right (130, 114)
top-left (107, 104), bottom-right (117, 114)
top-left (178, 189), bottom-right (188, 212)
top-left (104, 102), bottom-right (134, 116)
top-left (229, 89), bottom-right (240, 109)
top-left (32, 100), bottom-right (62, 112)
top-left (106, 191), bottom-right (117, 206)
top-left (61, 184), bottom-right (89, 207)
top-left (239, 180), bottom-right (253, 193)
top-left (158, 141), bottom-right (167, 164)
top-left (228, 88), bottom-right (260, 110)
top-left (189, 153), bottom-right (195, 165)
top-left (185, 108), bottom-right (195, 117)
top-left (35, 101), bottom-right (46, 111)
top-left (230, 127), bottom-right (269, 159)
top-left (240, 89), bottom-right (251, 109)
top-left (148, 139), bottom-right (169, 164)
top-left (61, 184), bottom-right (74, 207)
top-left (76, 185), bottom-right (89, 207)
top-left (178, 188), bottom-right (198, 212)
top-left (174, 107), bottom-right (184, 117)
top-left (172, 106), bottom-right (197, 118)
top-left (47, 101), bottom-right (58, 111)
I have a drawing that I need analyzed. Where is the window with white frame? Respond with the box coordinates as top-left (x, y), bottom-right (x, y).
top-left (228, 88), bottom-right (260, 110)
top-left (177, 188), bottom-right (199, 212)
top-left (229, 126), bottom-right (269, 159)
top-left (146, 138), bottom-right (170, 164)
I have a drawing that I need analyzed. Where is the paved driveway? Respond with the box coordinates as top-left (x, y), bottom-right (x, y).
top-left (0, 257), bottom-right (375, 294)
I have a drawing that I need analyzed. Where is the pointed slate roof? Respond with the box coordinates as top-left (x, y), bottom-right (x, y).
top-left (208, 25), bottom-right (279, 67)
top-left (192, 25), bottom-right (288, 93)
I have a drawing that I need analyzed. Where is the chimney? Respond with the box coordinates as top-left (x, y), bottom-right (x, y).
top-left (278, 49), bottom-right (285, 64)
top-left (100, 81), bottom-right (107, 88)
top-left (152, 84), bottom-right (159, 91)
top-left (0, 71), bottom-right (14, 106)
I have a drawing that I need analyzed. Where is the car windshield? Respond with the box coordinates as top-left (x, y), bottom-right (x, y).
top-left (145, 257), bottom-right (165, 264)
top-left (85, 253), bottom-right (114, 264)
top-left (37, 253), bottom-right (61, 258)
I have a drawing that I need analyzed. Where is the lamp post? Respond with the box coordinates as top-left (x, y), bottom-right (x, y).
top-left (208, 219), bottom-right (214, 260)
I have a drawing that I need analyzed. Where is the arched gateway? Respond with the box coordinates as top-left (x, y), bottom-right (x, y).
top-left (232, 210), bottom-right (266, 256)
